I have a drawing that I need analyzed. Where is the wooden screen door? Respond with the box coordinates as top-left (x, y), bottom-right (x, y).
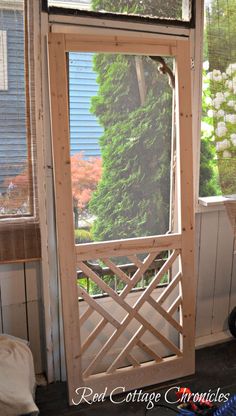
top-left (48, 31), bottom-right (195, 405)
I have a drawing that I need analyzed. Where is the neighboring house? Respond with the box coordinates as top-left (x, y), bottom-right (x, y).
top-left (0, 0), bottom-right (101, 194)
top-left (51, 2), bottom-right (102, 158)
top-left (0, 0), bottom-right (26, 192)
top-left (69, 52), bottom-right (102, 158)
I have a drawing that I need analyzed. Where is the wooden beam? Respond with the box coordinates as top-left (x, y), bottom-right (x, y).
top-left (76, 233), bottom-right (181, 261)
top-left (175, 38), bottom-right (195, 374)
top-left (64, 33), bottom-right (177, 56)
top-left (48, 33), bottom-right (82, 404)
top-left (50, 15), bottom-right (190, 39)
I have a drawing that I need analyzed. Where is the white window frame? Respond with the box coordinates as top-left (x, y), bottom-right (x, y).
top-left (192, 0), bottom-right (236, 212)
top-left (0, 30), bottom-right (8, 91)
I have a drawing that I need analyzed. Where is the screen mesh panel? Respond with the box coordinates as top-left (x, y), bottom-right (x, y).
top-left (200, 0), bottom-right (236, 198)
top-left (48, 0), bottom-right (192, 22)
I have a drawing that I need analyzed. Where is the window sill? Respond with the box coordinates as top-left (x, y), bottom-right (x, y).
top-left (0, 215), bottom-right (38, 229)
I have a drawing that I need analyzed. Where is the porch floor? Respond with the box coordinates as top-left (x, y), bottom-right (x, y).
top-left (36, 340), bottom-right (236, 415)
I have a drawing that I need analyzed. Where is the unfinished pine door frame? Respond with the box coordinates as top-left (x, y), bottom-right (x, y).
top-left (48, 31), bottom-right (195, 405)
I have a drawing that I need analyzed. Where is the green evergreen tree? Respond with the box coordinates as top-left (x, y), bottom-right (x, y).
top-left (199, 138), bottom-right (220, 197)
top-left (90, 53), bottom-right (172, 241)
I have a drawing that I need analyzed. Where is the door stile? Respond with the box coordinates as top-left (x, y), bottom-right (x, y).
top-left (48, 33), bottom-right (82, 403)
top-left (175, 39), bottom-right (195, 372)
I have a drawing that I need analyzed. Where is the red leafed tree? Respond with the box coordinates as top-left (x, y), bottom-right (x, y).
top-left (0, 167), bottom-right (30, 215)
top-left (70, 153), bottom-right (102, 228)
top-left (0, 154), bottom-right (102, 221)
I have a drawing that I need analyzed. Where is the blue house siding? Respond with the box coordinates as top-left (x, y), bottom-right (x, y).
top-left (0, 19), bottom-right (101, 194)
top-left (0, 8), bottom-right (27, 191)
top-left (69, 52), bottom-right (102, 158)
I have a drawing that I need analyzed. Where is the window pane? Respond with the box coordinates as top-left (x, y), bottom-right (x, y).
top-left (200, 0), bottom-right (236, 197)
top-left (69, 52), bottom-right (174, 244)
top-left (0, 0), bottom-right (33, 216)
top-left (49, 0), bottom-right (192, 22)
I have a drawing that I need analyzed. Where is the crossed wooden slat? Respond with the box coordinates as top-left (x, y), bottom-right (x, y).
top-left (106, 271), bottom-right (183, 373)
top-left (128, 255), bottom-right (144, 269)
top-left (78, 249), bottom-right (182, 378)
top-left (78, 252), bottom-right (158, 356)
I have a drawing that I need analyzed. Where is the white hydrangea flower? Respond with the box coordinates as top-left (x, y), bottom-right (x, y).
top-left (226, 63), bottom-right (236, 75)
top-left (216, 121), bottom-right (227, 137)
top-left (230, 133), bottom-right (236, 146)
top-left (212, 69), bottom-right (222, 82)
top-left (207, 72), bottom-right (213, 80)
top-left (218, 121), bottom-right (227, 127)
top-left (225, 114), bottom-right (236, 124)
top-left (216, 139), bottom-right (230, 152)
top-left (213, 92), bottom-right (225, 109)
top-left (224, 91), bottom-right (230, 98)
top-left (233, 77), bottom-right (236, 94)
top-left (228, 100), bottom-right (235, 107)
top-left (225, 80), bottom-right (233, 90)
top-left (207, 109), bottom-right (214, 117)
top-left (205, 96), bottom-right (212, 105)
top-left (223, 150), bottom-right (232, 158)
top-left (216, 92), bottom-right (225, 100)
top-left (216, 142), bottom-right (221, 152)
top-left (222, 72), bottom-right (227, 79)
top-left (212, 99), bottom-right (220, 109)
top-left (217, 109), bottom-right (225, 117)
top-left (201, 121), bottom-right (214, 134)
top-left (203, 61), bottom-right (209, 70)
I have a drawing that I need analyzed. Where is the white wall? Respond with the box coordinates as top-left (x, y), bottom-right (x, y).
top-left (0, 261), bottom-right (44, 374)
top-left (195, 206), bottom-right (236, 345)
top-left (0, 205), bottom-right (235, 378)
